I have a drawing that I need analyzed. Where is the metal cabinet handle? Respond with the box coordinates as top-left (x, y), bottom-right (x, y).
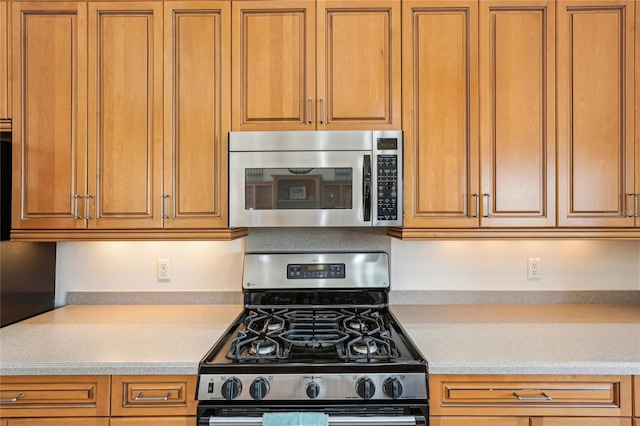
top-left (513, 391), bottom-right (552, 401)
top-left (0, 393), bottom-right (25, 403)
top-left (482, 193), bottom-right (491, 218)
top-left (627, 192), bottom-right (639, 217)
top-left (162, 195), bottom-right (170, 219)
top-left (85, 194), bottom-right (94, 219)
top-left (307, 97), bottom-right (313, 123)
top-left (471, 193), bottom-right (479, 218)
top-left (73, 194), bottom-right (83, 219)
top-left (319, 97), bottom-right (324, 124)
top-left (134, 392), bottom-right (171, 401)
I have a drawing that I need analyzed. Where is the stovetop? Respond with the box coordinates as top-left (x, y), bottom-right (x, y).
top-left (202, 306), bottom-right (423, 366)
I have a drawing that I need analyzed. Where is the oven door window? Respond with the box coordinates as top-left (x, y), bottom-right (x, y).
top-left (245, 168), bottom-right (352, 210)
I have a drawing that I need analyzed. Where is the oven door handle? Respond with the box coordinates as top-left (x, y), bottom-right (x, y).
top-left (203, 415), bottom-right (425, 426)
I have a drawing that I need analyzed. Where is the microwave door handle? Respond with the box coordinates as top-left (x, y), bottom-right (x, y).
top-left (363, 155), bottom-right (372, 222)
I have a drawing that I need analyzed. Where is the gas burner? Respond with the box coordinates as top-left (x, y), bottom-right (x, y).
top-left (279, 327), bottom-right (349, 347)
top-left (352, 337), bottom-right (378, 355)
top-left (284, 310), bottom-right (346, 323)
top-left (245, 309), bottom-right (286, 335)
top-left (249, 339), bottom-right (277, 356)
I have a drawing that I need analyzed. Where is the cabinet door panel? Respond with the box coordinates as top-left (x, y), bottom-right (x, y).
top-left (163, 1), bottom-right (230, 228)
top-left (11, 2), bottom-right (87, 230)
top-left (87, 2), bottom-right (163, 229)
top-left (317, 0), bottom-right (400, 129)
top-left (557, 0), bottom-right (635, 227)
top-left (232, 1), bottom-right (315, 130)
top-left (109, 417), bottom-right (195, 425)
top-left (7, 419), bottom-right (109, 426)
top-left (0, 0), bottom-right (9, 120)
top-left (401, 0), bottom-right (479, 227)
top-left (479, 0), bottom-right (555, 226)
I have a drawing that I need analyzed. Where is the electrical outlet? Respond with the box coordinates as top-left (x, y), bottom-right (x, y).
top-left (157, 259), bottom-right (171, 280)
top-left (527, 257), bottom-right (541, 279)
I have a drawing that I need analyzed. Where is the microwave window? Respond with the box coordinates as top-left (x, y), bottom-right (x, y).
top-left (244, 168), bottom-right (353, 210)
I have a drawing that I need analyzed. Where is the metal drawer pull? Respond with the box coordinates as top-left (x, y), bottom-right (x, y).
top-left (513, 391), bottom-right (552, 401)
top-left (1, 393), bottom-right (25, 403)
top-left (205, 415), bottom-right (422, 426)
top-left (134, 392), bottom-right (171, 401)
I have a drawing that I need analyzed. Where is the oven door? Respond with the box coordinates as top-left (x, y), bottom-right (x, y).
top-left (198, 404), bottom-right (428, 426)
top-left (229, 150), bottom-right (367, 227)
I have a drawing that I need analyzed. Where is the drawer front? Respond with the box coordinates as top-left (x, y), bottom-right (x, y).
top-left (430, 375), bottom-right (632, 417)
top-left (0, 376), bottom-right (110, 418)
top-left (110, 376), bottom-right (197, 417)
top-left (530, 418), bottom-right (631, 426)
top-left (110, 417), bottom-right (196, 425)
top-left (7, 418), bottom-right (110, 426)
top-left (634, 376), bottom-right (639, 416)
top-left (431, 417), bottom-right (529, 426)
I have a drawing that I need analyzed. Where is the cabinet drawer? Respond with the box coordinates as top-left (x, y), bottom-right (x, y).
top-left (110, 376), bottom-right (197, 417)
top-left (634, 376), bottom-right (639, 416)
top-left (530, 418), bottom-right (631, 426)
top-left (0, 376), bottom-right (110, 418)
top-left (7, 419), bottom-right (109, 426)
top-left (430, 375), bottom-right (632, 417)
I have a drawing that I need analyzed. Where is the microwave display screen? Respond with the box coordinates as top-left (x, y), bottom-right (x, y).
top-left (244, 168), bottom-right (353, 211)
top-left (377, 138), bottom-right (397, 150)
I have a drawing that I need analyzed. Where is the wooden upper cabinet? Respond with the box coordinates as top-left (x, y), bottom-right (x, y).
top-left (557, 0), bottom-right (635, 227)
top-left (10, 1), bottom-right (88, 230)
top-left (232, 0), bottom-right (315, 130)
top-left (479, 0), bottom-right (556, 227)
top-left (401, 0), bottom-right (480, 228)
top-left (87, 1), bottom-right (164, 229)
top-left (163, 1), bottom-right (231, 228)
top-left (231, 0), bottom-right (400, 131)
top-left (0, 0), bottom-right (9, 121)
top-left (316, 0), bottom-right (401, 129)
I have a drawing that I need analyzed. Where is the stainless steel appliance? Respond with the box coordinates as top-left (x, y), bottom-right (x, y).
top-left (228, 131), bottom-right (403, 227)
top-left (196, 252), bottom-right (428, 426)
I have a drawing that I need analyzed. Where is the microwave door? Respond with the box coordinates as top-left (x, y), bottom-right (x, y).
top-left (229, 151), bottom-right (366, 227)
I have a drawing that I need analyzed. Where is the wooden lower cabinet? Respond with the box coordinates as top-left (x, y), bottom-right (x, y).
top-left (7, 419), bottom-right (109, 426)
top-left (530, 419), bottom-right (631, 426)
top-left (431, 417), bottom-right (528, 426)
top-left (109, 417), bottom-right (195, 425)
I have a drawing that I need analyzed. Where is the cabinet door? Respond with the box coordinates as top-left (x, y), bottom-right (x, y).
top-left (557, 0), bottom-right (635, 227)
top-left (0, 0), bottom-right (9, 120)
top-left (163, 1), bottom-right (230, 228)
top-left (316, 0), bottom-right (400, 130)
top-left (10, 1), bottom-right (88, 230)
top-left (231, 0), bottom-right (315, 130)
top-left (87, 1), bottom-right (164, 229)
top-left (401, 0), bottom-right (480, 228)
top-left (530, 419), bottom-right (631, 426)
top-left (431, 418), bottom-right (528, 426)
top-left (479, 0), bottom-right (555, 227)
top-left (109, 417), bottom-right (195, 425)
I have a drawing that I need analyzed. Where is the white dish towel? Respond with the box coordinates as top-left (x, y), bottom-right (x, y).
top-left (262, 412), bottom-right (329, 426)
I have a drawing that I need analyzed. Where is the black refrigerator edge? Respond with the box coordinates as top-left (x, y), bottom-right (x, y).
top-left (0, 131), bottom-right (56, 327)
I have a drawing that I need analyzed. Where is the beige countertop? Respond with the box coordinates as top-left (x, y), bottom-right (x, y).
top-left (1, 304), bottom-right (639, 376)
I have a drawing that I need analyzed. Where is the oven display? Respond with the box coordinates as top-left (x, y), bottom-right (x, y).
top-left (287, 263), bottom-right (345, 279)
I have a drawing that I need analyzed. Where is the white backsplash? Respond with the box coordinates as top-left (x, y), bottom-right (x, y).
top-left (55, 232), bottom-right (640, 306)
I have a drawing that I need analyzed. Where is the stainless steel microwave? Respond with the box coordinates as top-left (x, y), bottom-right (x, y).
top-left (229, 130), bottom-right (403, 227)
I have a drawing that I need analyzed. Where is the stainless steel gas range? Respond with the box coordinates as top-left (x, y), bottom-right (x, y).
top-left (196, 252), bottom-right (429, 426)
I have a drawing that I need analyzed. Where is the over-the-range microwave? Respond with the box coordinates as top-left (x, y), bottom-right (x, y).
top-left (228, 130), bottom-right (403, 227)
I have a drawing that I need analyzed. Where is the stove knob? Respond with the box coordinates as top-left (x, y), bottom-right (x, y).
top-left (355, 377), bottom-right (376, 400)
top-left (306, 381), bottom-right (320, 399)
top-left (221, 377), bottom-right (242, 401)
top-left (249, 377), bottom-right (270, 401)
top-left (383, 377), bottom-right (404, 399)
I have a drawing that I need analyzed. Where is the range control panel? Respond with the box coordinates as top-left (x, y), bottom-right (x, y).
top-left (287, 263), bottom-right (346, 279)
top-left (376, 154), bottom-right (399, 222)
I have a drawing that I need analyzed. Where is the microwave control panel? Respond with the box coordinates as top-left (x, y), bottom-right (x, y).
top-left (376, 153), bottom-right (399, 222)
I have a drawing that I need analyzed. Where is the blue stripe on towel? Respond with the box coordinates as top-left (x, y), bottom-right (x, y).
top-left (262, 412), bottom-right (329, 426)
